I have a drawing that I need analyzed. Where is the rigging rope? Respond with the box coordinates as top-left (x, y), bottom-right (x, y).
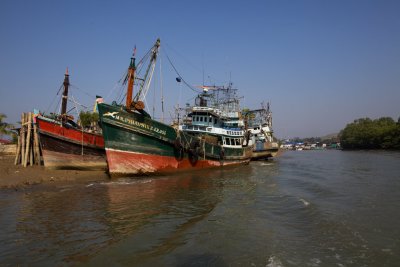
top-left (69, 84), bottom-right (96, 99)
top-left (160, 53), bottom-right (164, 122)
top-left (45, 90), bottom-right (61, 115)
top-left (163, 49), bottom-right (200, 93)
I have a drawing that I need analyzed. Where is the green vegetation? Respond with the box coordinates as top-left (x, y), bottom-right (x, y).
top-left (0, 113), bottom-right (12, 138)
top-left (79, 111), bottom-right (99, 128)
top-left (339, 117), bottom-right (400, 149)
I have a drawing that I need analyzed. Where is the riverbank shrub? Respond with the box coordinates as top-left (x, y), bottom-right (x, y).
top-left (339, 117), bottom-right (400, 149)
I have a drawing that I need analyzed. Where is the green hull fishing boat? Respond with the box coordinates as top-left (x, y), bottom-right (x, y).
top-left (98, 39), bottom-right (252, 176)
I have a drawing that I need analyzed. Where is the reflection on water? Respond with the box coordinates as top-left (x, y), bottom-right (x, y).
top-left (1, 151), bottom-right (400, 266)
top-left (0, 167), bottom-right (234, 266)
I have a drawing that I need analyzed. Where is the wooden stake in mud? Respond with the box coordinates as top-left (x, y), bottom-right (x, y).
top-left (20, 113), bottom-right (26, 166)
top-left (29, 118), bottom-right (34, 166)
top-left (14, 112), bottom-right (42, 166)
top-left (24, 112), bottom-right (32, 167)
top-left (33, 118), bottom-right (40, 165)
top-left (14, 126), bottom-right (21, 165)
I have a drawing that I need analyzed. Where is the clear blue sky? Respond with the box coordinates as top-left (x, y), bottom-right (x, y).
top-left (1, 0), bottom-right (399, 138)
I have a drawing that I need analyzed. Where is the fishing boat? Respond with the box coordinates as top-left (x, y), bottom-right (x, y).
top-left (179, 84), bottom-right (253, 163)
top-left (37, 69), bottom-right (107, 170)
top-left (98, 39), bottom-right (252, 176)
top-left (243, 102), bottom-right (279, 160)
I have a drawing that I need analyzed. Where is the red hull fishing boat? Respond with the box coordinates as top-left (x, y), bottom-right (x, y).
top-left (37, 69), bottom-right (107, 170)
top-left (98, 39), bottom-right (252, 176)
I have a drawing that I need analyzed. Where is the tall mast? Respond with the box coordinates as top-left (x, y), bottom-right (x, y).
top-left (126, 51), bottom-right (136, 110)
top-left (61, 67), bottom-right (70, 116)
top-left (136, 38), bottom-right (160, 103)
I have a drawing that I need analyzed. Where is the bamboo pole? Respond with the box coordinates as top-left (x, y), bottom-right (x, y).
top-left (33, 119), bottom-right (40, 165)
top-left (14, 127), bottom-right (21, 165)
top-left (20, 113), bottom-right (26, 166)
top-left (24, 112), bottom-right (32, 167)
top-left (29, 121), bottom-right (34, 166)
top-left (29, 112), bottom-right (34, 166)
top-left (29, 141), bottom-right (33, 166)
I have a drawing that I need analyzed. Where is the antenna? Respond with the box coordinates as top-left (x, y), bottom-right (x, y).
top-left (202, 52), bottom-right (205, 86)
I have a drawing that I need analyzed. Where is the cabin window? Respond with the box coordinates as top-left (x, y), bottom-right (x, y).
top-left (200, 117), bottom-right (203, 122)
top-left (226, 138), bottom-right (230, 146)
top-left (223, 138), bottom-right (226, 145)
top-left (214, 118), bottom-right (217, 124)
top-left (235, 139), bottom-right (240, 145)
top-left (209, 117), bottom-right (212, 122)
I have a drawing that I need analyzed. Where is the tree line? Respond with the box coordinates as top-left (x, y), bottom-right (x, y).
top-left (339, 117), bottom-right (400, 150)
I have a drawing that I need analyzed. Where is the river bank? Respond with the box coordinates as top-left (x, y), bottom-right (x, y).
top-left (0, 154), bottom-right (109, 188)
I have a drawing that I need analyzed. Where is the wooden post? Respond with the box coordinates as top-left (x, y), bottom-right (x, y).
top-left (24, 112), bottom-right (32, 167)
top-left (29, 119), bottom-right (34, 166)
top-left (14, 127), bottom-right (21, 165)
top-left (33, 119), bottom-right (40, 165)
top-left (21, 113), bottom-right (26, 166)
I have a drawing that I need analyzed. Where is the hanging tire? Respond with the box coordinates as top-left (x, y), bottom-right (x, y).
top-left (188, 139), bottom-right (200, 165)
top-left (174, 136), bottom-right (182, 149)
top-left (219, 147), bottom-right (225, 160)
top-left (174, 136), bottom-right (184, 161)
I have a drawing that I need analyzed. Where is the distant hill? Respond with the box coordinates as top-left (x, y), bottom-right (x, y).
top-left (320, 133), bottom-right (339, 140)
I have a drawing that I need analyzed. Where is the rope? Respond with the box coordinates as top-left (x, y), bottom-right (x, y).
top-left (164, 49), bottom-right (200, 93)
top-left (69, 84), bottom-right (96, 99)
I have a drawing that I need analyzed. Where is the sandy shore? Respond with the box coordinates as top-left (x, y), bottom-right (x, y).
top-left (0, 154), bottom-right (109, 188)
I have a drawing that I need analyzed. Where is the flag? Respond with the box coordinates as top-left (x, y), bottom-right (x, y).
top-left (93, 95), bottom-right (104, 112)
top-left (133, 45), bottom-right (136, 56)
top-left (96, 95), bottom-right (104, 103)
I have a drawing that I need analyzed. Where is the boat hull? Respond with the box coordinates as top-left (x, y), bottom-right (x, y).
top-left (37, 117), bottom-right (107, 170)
top-left (105, 148), bottom-right (249, 175)
top-left (98, 103), bottom-right (251, 176)
top-left (251, 142), bottom-right (279, 160)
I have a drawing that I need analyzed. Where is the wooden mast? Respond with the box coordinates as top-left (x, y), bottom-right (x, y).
top-left (126, 52), bottom-right (136, 111)
top-left (61, 68), bottom-right (70, 116)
